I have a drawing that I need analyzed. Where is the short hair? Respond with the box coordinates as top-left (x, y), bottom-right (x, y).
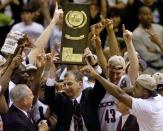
top-left (10, 84), bottom-right (30, 102)
top-left (21, 4), bottom-right (34, 13)
top-left (64, 71), bottom-right (83, 82)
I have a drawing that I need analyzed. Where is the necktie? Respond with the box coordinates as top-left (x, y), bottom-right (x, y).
top-left (27, 109), bottom-right (35, 125)
top-left (73, 99), bottom-right (83, 131)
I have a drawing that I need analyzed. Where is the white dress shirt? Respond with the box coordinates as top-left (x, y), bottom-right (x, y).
top-left (69, 93), bottom-right (88, 131)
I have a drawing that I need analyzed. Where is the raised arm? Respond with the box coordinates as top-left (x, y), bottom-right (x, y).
top-left (101, 0), bottom-right (107, 18)
top-left (91, 35), bottom-right (108, 78)
top-left (0, 55), bottom-right (22, 113)
top-left (31, 54), bottom-right (46, 104)
top-left (105, 18), bottom-right (120, 56)
top-left (82, 65), bottom-right (132, 108)
top-left (28, 2), bottom-right (63, 64)
top-left (0, 55), bottom-right (22, 95)
top-left (123, 25), bottom-right (139, 85)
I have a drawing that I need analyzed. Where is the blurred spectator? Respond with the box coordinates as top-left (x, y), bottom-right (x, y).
top-left (11, 5), bottom-right (44, 43)
top-left (109, 9), bottom-right (123, 38)
top-left (133, 6), bottom-right (163, 74)
top-left (107, 0), bottom-right (127, 10)
top-left (90, 0), bottom-right (107, 48)
top-left (123, 0), bottom-right (142, 31)
top-left (158, 0), bottom-right (163, 25)
top-left (141, 0), bottom-right (161, 24)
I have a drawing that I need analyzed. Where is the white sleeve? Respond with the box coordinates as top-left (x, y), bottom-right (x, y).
top-left (130, 97), bottom-right (149, 116)
top-left (94, 65), bottom-right (102, 74)
top-left (46, 78), bottom-right (56, 86)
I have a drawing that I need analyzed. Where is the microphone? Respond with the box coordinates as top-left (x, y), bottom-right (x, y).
top-left (37, 106), bottom-right (45, 124)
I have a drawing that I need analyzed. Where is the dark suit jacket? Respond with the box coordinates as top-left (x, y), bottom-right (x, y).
top-left (3, 105), bottom-right (37, 131)
top-left (117, 114), bottom-right (139, 131)
top-left (45, 79), bottom-right (106, 131)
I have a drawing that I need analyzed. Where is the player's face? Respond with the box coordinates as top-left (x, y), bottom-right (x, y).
top-left (133, 82), bottom-right (144, 98)
top-left (109, 68), bottom-right (125, 85)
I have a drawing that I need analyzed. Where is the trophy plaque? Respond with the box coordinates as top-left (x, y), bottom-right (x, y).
top-left (60, 3), bottom-right (90, 64)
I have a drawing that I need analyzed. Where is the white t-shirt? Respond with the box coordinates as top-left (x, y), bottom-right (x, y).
top-left (130, 95), bottom-right (163, 131)
top-left (11, 22), bottom-right (44, 43)
top-left (98, 93), bottom-right (121, 131)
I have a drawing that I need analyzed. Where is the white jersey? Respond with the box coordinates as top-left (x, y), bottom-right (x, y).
top-left (98, 93), bottom-right (121, 131)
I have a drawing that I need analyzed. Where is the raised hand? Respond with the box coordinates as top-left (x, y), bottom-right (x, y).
top-left (36, 54), bottom-right (46, 68)
top-left (81, 64), bottom-right (97, 78)
top-left (51, 51), bottom-right (60, 62)
top-left (10, 55), bottom-right (23, 69)
top-left (91, 34), bottom-right (102, 49)
top-left (91, 17), bottom-right (105, 36)
top-left (84, 48), bottom-right (97, 66)
top-left (38, 120), bottom-right (49, 131)
top-left (52, 2), bottom-right (63, 24)
top-left (105, 18), bottom-right (114, 31)
top-left (122, 24), bottom-right (133, 44)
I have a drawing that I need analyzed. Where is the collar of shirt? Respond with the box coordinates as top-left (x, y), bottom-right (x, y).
top-left (9, 81), bottom-right (16, 107)
top-left (72, 92), bottom-right (82, 104)
top-left (122, 114), bottom-right (129, 129)
top-left (14, 104), bottom-right (28, 118)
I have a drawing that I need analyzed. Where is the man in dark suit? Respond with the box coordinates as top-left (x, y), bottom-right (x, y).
top-left (45, 70), bottom-right (106, 131)
top-left (3, 84), bottom-right (48, 131)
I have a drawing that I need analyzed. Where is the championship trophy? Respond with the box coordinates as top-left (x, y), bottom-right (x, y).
top-left (59, 3), bottom-right (90, 64)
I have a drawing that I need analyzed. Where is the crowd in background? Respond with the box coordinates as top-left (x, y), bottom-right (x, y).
top-left (0, 0), bottom-right (163, 131)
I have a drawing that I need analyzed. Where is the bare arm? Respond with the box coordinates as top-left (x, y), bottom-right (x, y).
top-left (0, 95), bottom-right (8, 114)
top-left (82, 65), bottom-right (132, 108)
top-left (0, 55), bottom-right (22, 95)
top-left (31, 54), bottom-right (46, 104)
top-left (0, 55), bottom-right (22, 114)
top-left (91, 35), bottom-right (108, 78)
top-left (40, 0), bottom-right (52, 25)
top-left (101, 0), bottom-right (107, 18)
top-left (28, 2), bottom-right (63, 64)
top-left (123, 25), bottom-right (139, 85)
top-left (105, 18), bottom-right (120, 56)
